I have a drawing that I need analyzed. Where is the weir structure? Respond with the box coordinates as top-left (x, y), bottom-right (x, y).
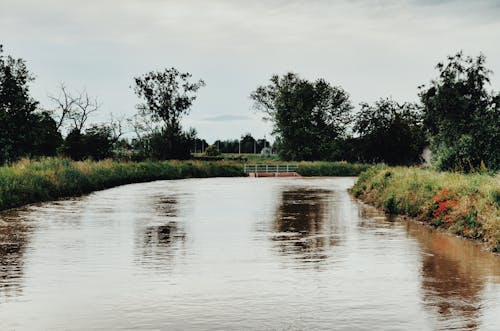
top-left (243, 164), bottom-right (301, 177)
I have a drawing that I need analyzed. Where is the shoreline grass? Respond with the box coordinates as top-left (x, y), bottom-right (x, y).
top-left (351, 166), bottom-right (500, 252)
top-left (0, 158), bottom-right (370, 212)
top-left (0, 158), bottom-right (244, 211)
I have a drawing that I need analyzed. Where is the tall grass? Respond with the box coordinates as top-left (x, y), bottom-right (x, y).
top-left (0, 158), bottom-right (370, 212)
top-left (351, 166), bottom-right (500, 252)
top-left (296, 161), bottom-right (371, 177)
top-left (0, 158), bottom-right (244, 211)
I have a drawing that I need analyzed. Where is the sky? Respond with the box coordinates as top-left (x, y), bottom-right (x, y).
top-left (1, 0), bottom-right (500, 143)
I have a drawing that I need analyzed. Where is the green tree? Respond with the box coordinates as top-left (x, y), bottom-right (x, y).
top-left (353, 98), bottom-right (426, 165)
top-left (0, 45), bottom-right (61, 163)
top-left (251, 73), bottom-right (353, 161)
top-left (133, 68), bottom-right (205, 159)
top-left (419, 52), bottom-right (500, 171)
top-left (204, 145), bottom-right (221, 157)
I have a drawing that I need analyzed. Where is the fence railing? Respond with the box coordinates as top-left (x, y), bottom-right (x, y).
top-left (244, 164), bottom-right (299, 173)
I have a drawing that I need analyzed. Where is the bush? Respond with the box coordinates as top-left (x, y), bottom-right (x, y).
top-left (204, 145), bottom-right (221, 157)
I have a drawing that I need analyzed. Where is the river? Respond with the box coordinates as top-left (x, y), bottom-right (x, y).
top-left (0, 177), bottom-right (499, 330)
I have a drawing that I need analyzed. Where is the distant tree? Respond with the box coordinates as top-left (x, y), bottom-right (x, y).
top-left (213, 139), bottom-right (239, 153)
top-left (204, 145), bottom-right (221, 157)
top-left (240, 133), bottom-right (256, 154)
top-left (193, 137), bottom-right (208, 154)
top-left (419, 52), bottom-right (500, 171)
top-left (31, 111), bottom-right (63, 157)
top-left (353, 98), bottom-right (426, 165)
top-left (48, 83), bottom-right (100, 132)
top-left (133, 68), bottom-right (205, 159)
top-left (251, 73), bottom-right (353, 160)
top-left (0, 45), bottom-right (61, 163)
top-left (48, 83), bottom-right (77, 130)
top-left (61, 125), bottom-right (114, 161)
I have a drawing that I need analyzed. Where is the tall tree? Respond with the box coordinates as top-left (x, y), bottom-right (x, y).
top-left (134, 68), bottom-right (205, 131)
top-left (0, 45), bottom-right (60, 163)
top-left (419, 52), bottom-right (500, 171)
top-left (133, 68), bottom-right (205, 159)
top-left (353, 98), bottom-right (426, 165)
top-left (251, 73), bottom-right (353, 160)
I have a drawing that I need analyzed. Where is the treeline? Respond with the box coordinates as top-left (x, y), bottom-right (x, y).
top-left (251, 52), bottom-right (500, 171)
top-left (1, 43), bottom-right (499, 172)
top-left (213, 134), bottom-right (271, 154)
top-left (0, 45), bottom-right (207, 164)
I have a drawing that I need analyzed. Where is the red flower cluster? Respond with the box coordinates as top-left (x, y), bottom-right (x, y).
top-left (431, 188), bottom-right (459, 222)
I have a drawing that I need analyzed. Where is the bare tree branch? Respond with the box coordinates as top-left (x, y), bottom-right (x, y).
top-left (108, 113), bottom-right (125, 144)
top-left (48, 83), bottom-right (78, 130)
top-left (71, 89), bottom-right (101, 132)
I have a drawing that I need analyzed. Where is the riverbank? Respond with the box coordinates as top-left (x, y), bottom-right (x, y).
top-left (351, 166), bottom-right (500, 252)
top-left (0, 158), bottom-right (244, 211)
top-left (0, 158), bottom-right (369, 211)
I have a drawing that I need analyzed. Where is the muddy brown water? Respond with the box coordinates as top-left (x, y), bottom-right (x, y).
top-left (0, 177), bottom-right (499, 330)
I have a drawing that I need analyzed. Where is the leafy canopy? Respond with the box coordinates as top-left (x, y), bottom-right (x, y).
top-left (134, 68), bottom-right (205, 130)
top-left (251, 72), bottom-right (353, 161)
top-left (353, 98), bottom-right (426, 165)
top-left (419, 52), bottom-right (500, 171)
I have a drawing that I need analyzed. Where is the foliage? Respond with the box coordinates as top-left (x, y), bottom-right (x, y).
top-left (132, 68), bottom-right (205, 160)
top-left (133, 68), bottom-right (204, 130)
top-left (132, 126), bottom-right (196, 160)
top-left (204, 145), bottom-right (221, 157)
top-left (296, 161), bottom-right (371, 176)
top-left (419, 52), bottom-right (500, 171)
top-left (351, 166), bottom-right (500, 251)
top-left (61, 125), bottom-right (114, 161)
top-left (0, 45), bottom-right (61, 163)
top-left (251, 72), bottom-right (353, 161)
top-left (213, 134), bottom-right (271, 154)
top-left (352, 98), bottom-right (427, 165)
top-left (0, 158), bottom-right (245, 211)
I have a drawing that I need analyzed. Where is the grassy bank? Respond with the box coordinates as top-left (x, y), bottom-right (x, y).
top-left (0, 158), bottom-right (244, 211)
top-left (296, 161), bottom-right (370, 177)
top-left (0, 158), bottom-right (369, 212)
top-left (351, 166), bottom-right (500, 252)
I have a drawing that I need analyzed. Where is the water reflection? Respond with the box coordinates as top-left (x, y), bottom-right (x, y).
top-left (0, 211), bottom-right (31, 299)
top-left (271, 187), bottom-right (341, 265)
top-left (0, 177), bottom-right (498, 330)
top-left (406, 222), bottom-right (500, 330)
top-left (135, 194), bottom-right (186, 271)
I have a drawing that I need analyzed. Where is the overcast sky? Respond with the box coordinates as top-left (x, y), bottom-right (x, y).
top-left (1, 0), bottom-right (499, 142)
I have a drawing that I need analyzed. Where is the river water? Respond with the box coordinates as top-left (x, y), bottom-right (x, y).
top-left (0, 177), bottom-right (499, 330)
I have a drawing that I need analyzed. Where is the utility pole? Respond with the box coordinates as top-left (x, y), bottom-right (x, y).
top-left (254, 139), bottom-right (256, 154)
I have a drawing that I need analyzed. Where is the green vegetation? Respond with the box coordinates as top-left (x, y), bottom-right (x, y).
top-left (297, 161), bottom-right (371, 177)
top-left (251, 72), bottom-right (353, 161)
top-left (0, 158), bottom-right (244, 211)
top-left (0, 158), bottom-right (370, 211)
top-left (221, 153), bottom-right (281, 162)
top-left (420, 52), bottom-right (500, 172)
top-left (351, 166), bottom-right (500, 252)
